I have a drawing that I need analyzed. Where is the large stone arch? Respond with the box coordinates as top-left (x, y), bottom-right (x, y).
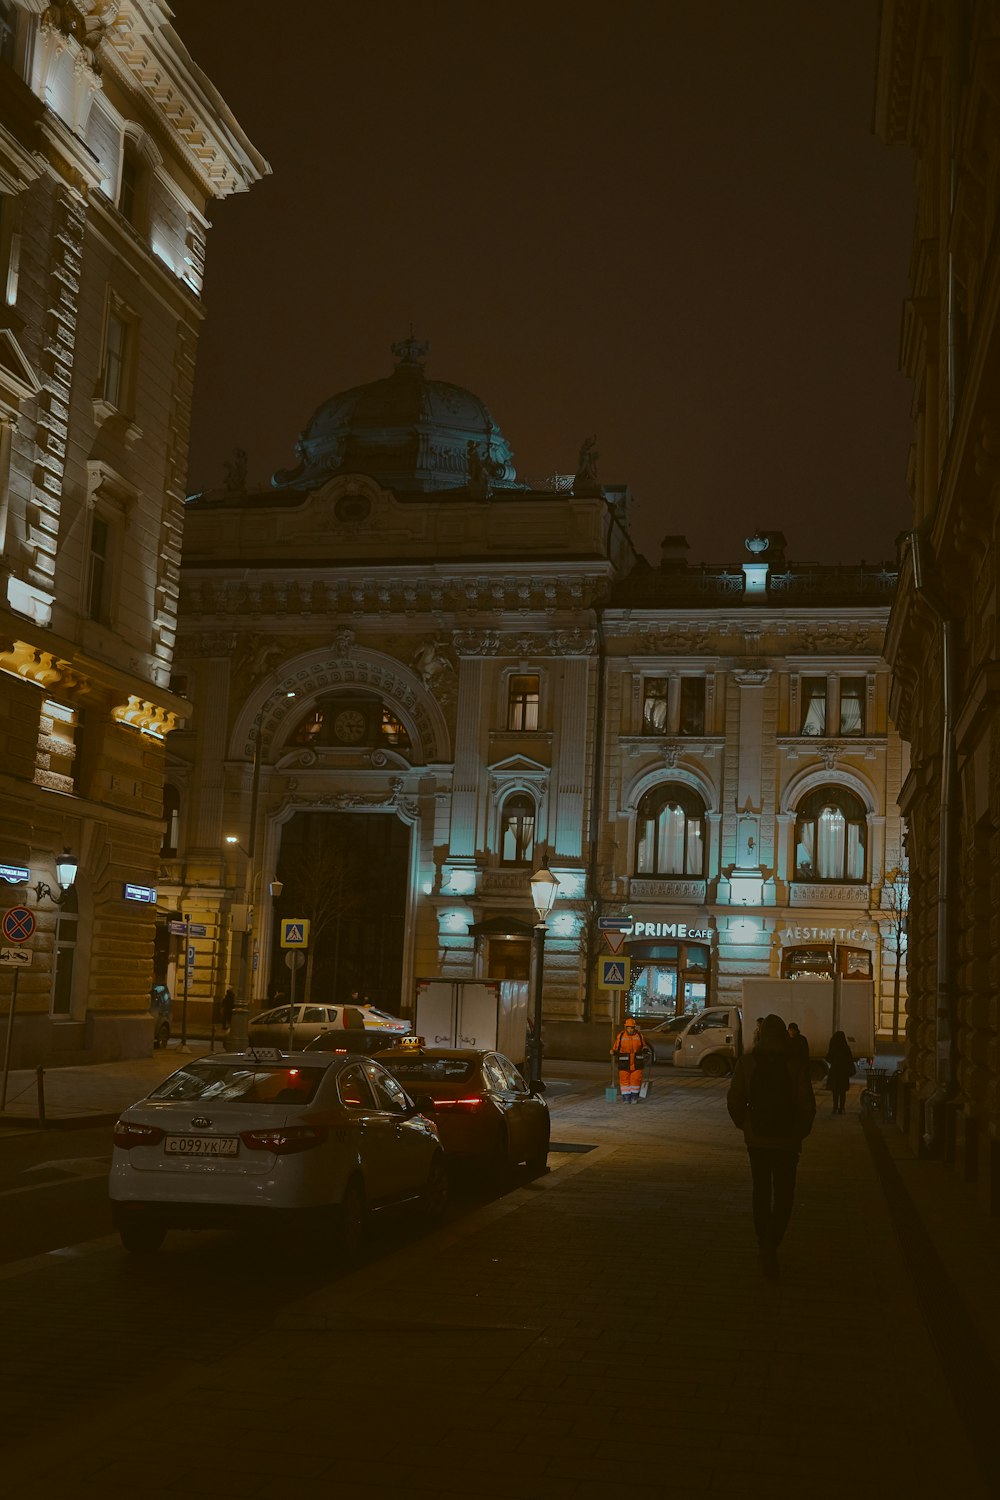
top-left (229, 643), bottom-right (451, 764)
top-left (622, 762), bottom-right (718, 814)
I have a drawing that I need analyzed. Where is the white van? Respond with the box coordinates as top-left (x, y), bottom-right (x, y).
top-left (671, 1006), bottom-right (741, 1076)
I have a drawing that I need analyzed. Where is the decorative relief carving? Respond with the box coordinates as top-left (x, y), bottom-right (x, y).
top-left (790, 883), bottom-right (871, 906)
top-left (453, 629), bottom-right (501, 655)
top-left (451, 628), bottom-right (594, 657)
top-left (732, 666), bottom-right (771, 686)
top-left (628, 879), bottom-right (707, 901)
top-left (481, 869), bottom-right (532, 893)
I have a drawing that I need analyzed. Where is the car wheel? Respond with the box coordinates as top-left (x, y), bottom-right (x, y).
top-left (420, 1154), bottom-right (448, 1220)
top-left (119, 1219), bottom-right (166, 1255)
top-left (338, 1179), bottom-right (366, 1258)
top-left (525, 1122), bottom-right (550, 1174)
top-left (701, 1054), bottom-right (729, 1079)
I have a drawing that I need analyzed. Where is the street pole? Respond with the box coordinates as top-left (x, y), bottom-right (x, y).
top-left (179, 912), bottom-right (191, 1052)
top-left (529, 920), bottom-right (546, 1089)
top-left (1, 968), bottom-right (19, 1110)
top-left (230, 718), bottom-right (262, 1052)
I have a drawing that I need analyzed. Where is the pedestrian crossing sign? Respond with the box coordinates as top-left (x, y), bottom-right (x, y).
top-left (598, 957), bottom-right (630, 990)
top-left (280, 919), bottom-right (310, 949)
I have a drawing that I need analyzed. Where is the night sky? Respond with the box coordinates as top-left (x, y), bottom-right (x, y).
top-left (169, 0), bottom-right (915, 568)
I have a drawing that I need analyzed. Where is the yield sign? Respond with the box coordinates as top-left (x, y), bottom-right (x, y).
top-left (603, 929), bottom-right (628, 954)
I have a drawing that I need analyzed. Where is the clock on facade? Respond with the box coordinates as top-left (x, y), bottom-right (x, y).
top-left (332, 708), bottom-right (367, 743)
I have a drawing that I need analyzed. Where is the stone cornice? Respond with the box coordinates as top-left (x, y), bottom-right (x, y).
top-left (101, 2), bottom-right (270, 200)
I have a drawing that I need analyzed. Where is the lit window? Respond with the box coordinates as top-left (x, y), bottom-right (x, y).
top-left (839, 678), bottom-right (865, 735)
top-left (794, 786), bottom-right (867, 883)
top-left (118, 146), bottom-right (140, 226)
top-left (500, 793), bottom-right (535, 865)
top-left (102, 308), bottom-right (132, 410)
top-left (380, 707), bottom-right (411, 749)
top-left (642, 678), bottom-right (668, 733)
top-left (635, 785), bottom-right (705, 877)
top-left (507, 675), bottom-right (539, 731)
top-left (800, 678), bottom-right (827, 736)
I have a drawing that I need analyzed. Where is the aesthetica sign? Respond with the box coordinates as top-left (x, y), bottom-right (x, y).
top-left (780, 925), bottom-right (876, 945)
top-left (631, 921), bottom-right (712, 941)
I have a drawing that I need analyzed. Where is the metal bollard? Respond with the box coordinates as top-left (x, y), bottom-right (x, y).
top-left (36, 1064), bottom-right (46, 1127)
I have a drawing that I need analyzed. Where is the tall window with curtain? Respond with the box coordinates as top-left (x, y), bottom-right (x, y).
top-left (794, 786), bottom-right (867, 882)
top-left (507, 674), bottom-right (539, 731)
top-left (800, 677), bottom-right (827, 735)
top-left (839, 678), bottom-right (865, 735)
top-left (635, 785), bottom-right (705, 877)
top-left (500, 792), bottom-right (535, 865)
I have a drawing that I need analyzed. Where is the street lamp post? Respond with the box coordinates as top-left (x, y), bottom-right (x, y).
top-left (527, 863), bottom-right (560, 1090)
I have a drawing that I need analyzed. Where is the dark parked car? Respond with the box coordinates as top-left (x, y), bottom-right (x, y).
top-left (304, 1029), bottom-right (409, 1057)
top-left (374, 1046), bottom-right (549, 1174)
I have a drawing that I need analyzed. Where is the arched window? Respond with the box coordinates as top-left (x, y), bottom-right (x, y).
top-left (500, 792), bottom-right (536, 866)
top-left (794, 786), bottom-right (867, 882)
top-left (635, 785), bottom-right (705, 877)
top-left (288, 695), bottom-right (411, 751)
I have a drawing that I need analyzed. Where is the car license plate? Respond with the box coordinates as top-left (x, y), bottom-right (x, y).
top-left (165, 1135), bottom-right (239, 1157)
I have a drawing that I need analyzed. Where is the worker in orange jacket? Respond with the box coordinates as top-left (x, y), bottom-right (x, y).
top-left (612, 1016), bottom-right (649, 1103)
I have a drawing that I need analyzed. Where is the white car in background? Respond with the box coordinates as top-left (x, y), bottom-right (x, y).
top-left (247, 1002), bottom-right (409, 1049)
top-left (109, 1050), bottom-right (445, 1254)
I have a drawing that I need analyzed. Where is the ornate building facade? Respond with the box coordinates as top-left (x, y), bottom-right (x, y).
top-left (877, 0), bottom-right (1000, 1207)
top-left (171, 342), bottom-right (906, 1051)
top-left (0, 2), bottom-right (266, 1062)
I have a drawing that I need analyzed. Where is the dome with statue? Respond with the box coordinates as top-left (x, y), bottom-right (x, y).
top-left (271, 337), bottom-right (520, 495)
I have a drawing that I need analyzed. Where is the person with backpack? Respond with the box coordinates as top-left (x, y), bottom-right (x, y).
top-left (726, 1012), bottom-right (816, 1278)
top-left (611, 1015), bottom-right (651, 1103)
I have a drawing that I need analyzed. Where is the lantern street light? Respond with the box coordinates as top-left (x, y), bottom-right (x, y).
top-left (32, 848), bottom-right (79, 905)
top-left (527, 861), bottom-right (560, 1090)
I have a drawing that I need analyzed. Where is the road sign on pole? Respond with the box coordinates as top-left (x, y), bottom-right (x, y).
top-left (0, 947), bottom-right (31, 967)
top-left (280, 919), bottom-right (310, 949)
top-left (597, 915), bottom-right (633, 932)
top-left (598, 957), bottom-right (631, 990)
top-left (603, 930), bottom-right (628, 954)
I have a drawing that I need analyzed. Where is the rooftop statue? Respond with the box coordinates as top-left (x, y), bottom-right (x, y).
top-left (573, 434), bottom-right (601, 495)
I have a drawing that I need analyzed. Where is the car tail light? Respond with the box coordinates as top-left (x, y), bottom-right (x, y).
top-left (432, 1096), bottom-right (486, 1113)
top-left (113, 1120), bottom-right (165, 1149)
top-left (239, 1125), bottom-right (328, 1155)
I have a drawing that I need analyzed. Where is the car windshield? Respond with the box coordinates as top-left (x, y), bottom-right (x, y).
top-left (381, 1057), bottom-right (477, 1084)
top-left (147, 1062), bottom-right (325, 1104)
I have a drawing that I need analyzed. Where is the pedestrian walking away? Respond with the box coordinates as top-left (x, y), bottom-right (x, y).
top-left (726, 1012), bottom-right (815, 1278)
top-left (612, 1016), bottom-right (651, 1103)
top-left (787, 1020), bottom-right (809, 1061)
top-left (825, 1029), bottom-right (856, 1114)
top-left (221, 987), bottom-right (236, 1031)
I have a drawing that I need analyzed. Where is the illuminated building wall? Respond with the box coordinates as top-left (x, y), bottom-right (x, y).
top-left (0, 2), bottom-right (266, 1063)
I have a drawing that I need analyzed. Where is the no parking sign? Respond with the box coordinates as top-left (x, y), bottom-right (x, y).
top-left (1, 907), bottom-right (35, 943)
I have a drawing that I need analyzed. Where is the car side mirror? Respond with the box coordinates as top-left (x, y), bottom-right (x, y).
top-left (413, 1094), bottom-right (436, 1115)
top-left (529, 1080), bottom-right (546, 1096)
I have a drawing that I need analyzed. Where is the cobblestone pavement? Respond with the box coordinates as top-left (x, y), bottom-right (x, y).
top-left (1, 1065), bottom-right (997, 1498)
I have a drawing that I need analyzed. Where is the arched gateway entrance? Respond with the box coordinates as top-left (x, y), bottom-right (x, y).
top-left (271, 811), bottom-right (410, 1008)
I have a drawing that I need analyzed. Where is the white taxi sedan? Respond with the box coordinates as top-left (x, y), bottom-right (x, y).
top-left (109, 1050), bottom-right (445, 1254)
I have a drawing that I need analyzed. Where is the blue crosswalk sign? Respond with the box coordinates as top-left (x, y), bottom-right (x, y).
top-left (598, 957), bottom-right (630, 989)
top-left (280, 919), bottom-right (310, 949)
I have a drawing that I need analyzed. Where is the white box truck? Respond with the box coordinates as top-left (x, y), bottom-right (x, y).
top-left (670, 978), bottom-right (875, 1077)
top-left (414, 979), bottom-right (529, 1065)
